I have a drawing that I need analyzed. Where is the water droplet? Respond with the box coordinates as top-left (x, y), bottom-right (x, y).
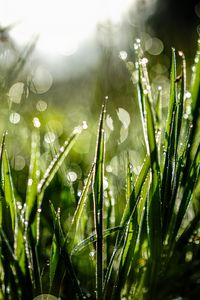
top-left (178, 51), bottom-right (184, 57)
top-left (185, 91), bottom-right (191, 99)
top-left (28, 178), bottom-right (33, 186)
top-left (37, 208), bottom-right (42, 213)
top-left (17, 202), bottom-right (23, 210)
top-left (136, 38), bottom-right (141, 44)
top-left (60, 146), bottom-right (65, 153)
top-left (33, 117), bottom-right (41, 128)
top-left (82, 121), bottom-right (88, 130)
top-left (73, 126), bottom-right (82, 134)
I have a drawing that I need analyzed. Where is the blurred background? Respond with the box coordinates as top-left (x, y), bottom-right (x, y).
top-left (0, 0), bottom-right (200, 196)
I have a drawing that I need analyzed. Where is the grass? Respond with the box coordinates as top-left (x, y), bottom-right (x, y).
top-left (0, 39), bottom-right (200, 300)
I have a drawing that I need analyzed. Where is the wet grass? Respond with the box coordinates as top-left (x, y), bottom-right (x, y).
top-left (0, 40), bottom-right (200, 300)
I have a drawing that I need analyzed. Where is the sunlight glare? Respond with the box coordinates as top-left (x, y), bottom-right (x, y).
top-left (1, 0), bottom-right (134, 56)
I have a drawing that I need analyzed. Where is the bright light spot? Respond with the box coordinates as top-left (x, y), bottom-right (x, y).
top-left (36, 100), bottom-right (48, 111)
top-left (33, 294), bottom-right (57, 300)
top-left (28, 178), bottom-right (33, 186)
top-left (147, 37), bottom-right (164, 56)
top-left (117, 107), bottom-right (130, 129)
top-left (67, 171), bottom-right (78, 182)
top-left (1, 0), bottom-right (134, 56)
top-left (103, 177), bottom-right (109, 190)
top-left (140, 57), bottom-right (148, 65)
top-left (44, 132), bottom-right (56, 144)
top-left (12, 155), bottom-right (26, 171)
top-left (30, 66), bottom-right (53, 94)
top-left (106, 165), bottom-right (113, 173)
top-left (33, 117), bottom-right (41, 128)
top-left (133, 165), bottom-right (142, 175)
top-left (185, 91), bottom-right (191, 99)
top-left (119, 126), bottom-right (128, 144)
top-left (82, 121), bottom-right (88, 130)
top-left (106, 115), bottom-right (114, 131)
top-left (9, 112), bottom-right (20, 124)
top-left (119, 51), bottom-right (128, 61)
top-left (178, 51), bottom-right (184, 57)
top-left (8, 82), bottom-right (24, 104)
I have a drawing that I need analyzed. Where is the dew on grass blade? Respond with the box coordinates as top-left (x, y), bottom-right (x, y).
top-left (82, 120), bottom-right (88, 129)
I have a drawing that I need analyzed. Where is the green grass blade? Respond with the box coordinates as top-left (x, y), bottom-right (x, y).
top-left (71, 226), bottom-right (122, 256)
top-left (25, 130), bottom-right (40, 225)
top-left (38, 125), bottom-right (84, 195)
top-left (161, 49), bottom-right (178, 238)
top-left (70, 163), bottom-right (94, 241)
top-left (49, 202), bottom-right (84, 299)
top-left (0, 133), bottom-right (6, 229)
top-left (112, 175), bottom-right (149, 299)
top-left (191, 39), bottom-right (200, 113)
top-left (2, 149), bottom-right (18, 253)
top-left (93, 101), bottom-right (106, 300)
top-left (103, 155), bottom-right (150, 296)
top-left (172, 144), bottom-right (200, 242)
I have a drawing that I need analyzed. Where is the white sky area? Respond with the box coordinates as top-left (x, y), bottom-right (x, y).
top-left (1, 0), bottom-right (135, 56)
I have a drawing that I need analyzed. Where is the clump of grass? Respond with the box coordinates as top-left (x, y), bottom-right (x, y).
top-left (0, 40), bottom-right (200, 300)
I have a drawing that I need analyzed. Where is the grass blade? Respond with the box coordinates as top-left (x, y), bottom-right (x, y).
top-left (92, 101), bottom-right (106, 299)
top-left (38, 125), bottom-right (84, 195)
top-left (70, 163), bottom-right (94, 243)
top-left (25, 130), bottom-right (40, 225)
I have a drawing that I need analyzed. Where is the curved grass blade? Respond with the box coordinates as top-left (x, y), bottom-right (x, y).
top-left (70, 163), bottom-right (94, 242)
top-left (25, 130), bottom-right (40, 225)
top-left (103, 155), bottom-right (150, 296)
top-left (172, 144), bottom-right (200, 243)
top-left (2, 149), bottom-right (18, 253)
top-left (161, 49), bottom-right (178, 238)
top-left (0, 132), bottom-right (6, 229)
top-left (111, 174), bottom-right (149, 300)
top-left (38, 124), bottom-right (85, 195)
top-left (71, 226), bottom-right (122, 256)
